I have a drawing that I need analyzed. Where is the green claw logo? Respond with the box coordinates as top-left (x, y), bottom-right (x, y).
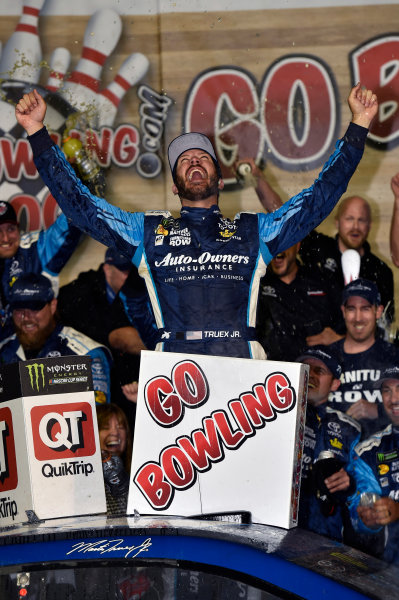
top-left (26, 363), bottom-right (45, 392)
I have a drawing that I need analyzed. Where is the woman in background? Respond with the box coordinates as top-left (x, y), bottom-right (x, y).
top-left (96, 404), bottom-right (133, 515)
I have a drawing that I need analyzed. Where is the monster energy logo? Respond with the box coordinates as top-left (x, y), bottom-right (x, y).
top-left (26, 363), bottom-right (45, 392)
top-left (377, 450), bottom-right (398, 462)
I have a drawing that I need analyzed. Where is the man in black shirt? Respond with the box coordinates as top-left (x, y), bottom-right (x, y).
top-left (299, 195), bottom-right (394, 327)
top-left (256, 242), bottom-right (344, 361)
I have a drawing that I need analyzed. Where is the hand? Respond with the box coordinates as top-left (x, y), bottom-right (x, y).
top-left (372, 497), bottom-right (399, 525)
top-left (346, 398), bottom-right (378, 420)
top-left (239, 158), bottom-right (283, 212)
top-left (324, 467), bottom-right (350, 494)
top-left (391, 172), bottom-right (399, 201)
top-left (122, 381), bottom-right (138, 403)
top-left (306, 327), bottom-right (344, 346)
top-left (15, 89), bottom-right (46, 135)
top-left (235, 157), bottom-right (263, 180)
top-left (348, 83), bottom-right (378, 129)
top-left (357, 505), bottom-right (380, 529)
top-left (358, 497), bottom-right (399, 527)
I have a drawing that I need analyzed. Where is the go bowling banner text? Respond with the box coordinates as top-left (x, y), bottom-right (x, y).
top-left (128, 351), bottom-right (308, 529)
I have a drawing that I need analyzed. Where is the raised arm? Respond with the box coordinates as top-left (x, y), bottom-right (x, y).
top-left (236, 157), bottom-right (283, 212)
top-left (15, 88), bottom-right (46, 135)
top-left (257, 84), bottom-right (378, 261)
top-left (15, 90), bottom-right (145, 258)
top-left (348, 82), bottom-right (378, 128)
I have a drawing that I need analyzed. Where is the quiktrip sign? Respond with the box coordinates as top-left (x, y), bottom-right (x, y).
top-left (128, 351), bottom-right (307, 529)
top-left (0, 356), bottom-right (105, 525)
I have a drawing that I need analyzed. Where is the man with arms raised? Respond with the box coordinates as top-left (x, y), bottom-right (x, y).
top-left (14, 84), bottom-right (377, 358)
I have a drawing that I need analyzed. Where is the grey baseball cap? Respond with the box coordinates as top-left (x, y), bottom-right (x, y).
top-left (167, 132), bottom-right (221, 182)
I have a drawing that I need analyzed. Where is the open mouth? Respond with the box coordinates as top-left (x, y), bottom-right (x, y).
top-left (272, 253), bottom-right (286, 266)
top-left (188, 167), bottom-right (206, 181)
top-left (105, 438), bottom-right (121, 451)
top-left (22, 322), bottom-right (37, 331)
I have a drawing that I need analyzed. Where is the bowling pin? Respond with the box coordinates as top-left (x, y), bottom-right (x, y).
top-left (96, 53), bottom-right (150, 127)
top-left (60, 9), bottom-right (122, 114)
top-left (341, 249), bottom-right (361, 285)
top-left (0, 0), bottom-right (45, 83)
top-left (45, 47), bottom-right (71, 92)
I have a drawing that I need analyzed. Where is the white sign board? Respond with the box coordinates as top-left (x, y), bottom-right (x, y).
top-left (0, 357), bottom-right (106, 526)
top-left (128, 351), bottom-right (308, 529)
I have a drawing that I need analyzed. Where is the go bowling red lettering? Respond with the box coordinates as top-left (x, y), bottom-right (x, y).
top-left (260, 57), bottom-right (338, 169)
top-left (134, 463), bottom-right (172, 509)
top-left (145, 360), bottom-right (209, 427)
top-left (161, 446), bottom-right (194, 488)
top-left (185, 68), bottom-right (263, 183)
top-left (0, 138), bottom-right (37, 181)
top-left (135, 371), bottom-right (296, 510)
top-left (351, 36), bottom-right (399, 146)
top-left (184, 58), bottom-right (338, 183)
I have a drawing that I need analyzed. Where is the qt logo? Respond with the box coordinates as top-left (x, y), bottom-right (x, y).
top-left (0, 407), bottom-right (18, 492)
top-left (31, 403), bottom-right (96, 460)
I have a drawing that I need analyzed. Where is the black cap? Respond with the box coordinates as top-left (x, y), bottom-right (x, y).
top-left (342, 278), bottom-right (381, 306)
top-left (104, 247), bottom-right (132, 272)
top-left (10, 273), bottom-right (54, 311)
top-left (373, 366), bottom-right (399, 389)
top-left (0, 201), bottom-right (17, 226)
top-left (296, 345), bottom-right (342, 379)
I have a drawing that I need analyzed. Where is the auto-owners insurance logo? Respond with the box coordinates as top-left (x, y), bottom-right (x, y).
top-left (31, 403), bottom-right (96, 461)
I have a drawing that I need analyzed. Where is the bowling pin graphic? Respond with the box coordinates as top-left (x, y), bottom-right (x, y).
top-left (45, 48), bottom-right (71, 92)
top-left (95, 53), bottom-right (150, 128)
top-left (0, 0), bottom-right (45, 83)
top-left (60, 9), bottom-right (122, 114)
top-left (341, 249), bottom-right (361, 285)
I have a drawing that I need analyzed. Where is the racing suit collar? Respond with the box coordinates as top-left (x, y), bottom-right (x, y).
top-left (180, 204), bottom-right (220, 223)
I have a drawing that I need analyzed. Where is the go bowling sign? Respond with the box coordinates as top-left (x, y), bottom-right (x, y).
top-left (0, 357), bottom-right (106, 526)
top-left (128, 351), bottom-right (308, 528)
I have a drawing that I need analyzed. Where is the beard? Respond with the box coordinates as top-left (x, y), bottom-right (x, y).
top-left (175, 172), bottom-right (219, 201)
top-left (15, 320), bottom-right (56, 353)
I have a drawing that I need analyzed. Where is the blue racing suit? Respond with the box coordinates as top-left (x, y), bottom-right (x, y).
top-left (0, 214), bottom-right (81, 341)
top-left (0, 323), bottom-right (112, 404)
top-left (29, 123), bottom-right (367, 358)
top-left (300, 403), bottom-right (360, 540)
top-left (347, 425), bottom-right (399, 564)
